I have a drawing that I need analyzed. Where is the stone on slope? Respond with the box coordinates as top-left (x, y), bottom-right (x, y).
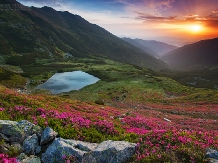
top-left (40, 127), bottom-right (58, 146)
top-left (41, 138), bottom-right (98, 163)
top-left (17, 153), bottom-right (41, 163)
top-left (23, 134), bottom-right (41, 155)
top-left (20, 156), bottom-right (41, 163)
top-left (206, 148), bottom-right (218, 163)
top-left (83, 140), bottom-right (137, 163)
top-left (0, 120), bottom-right (42, 143)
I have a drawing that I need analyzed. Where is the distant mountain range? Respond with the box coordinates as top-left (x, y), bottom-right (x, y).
top-left (162, 37), bottom-right (218, 70)
top-left (122, 38), bottom-right (178, 58)
top-left (0, 0), bottom-right (167, 70)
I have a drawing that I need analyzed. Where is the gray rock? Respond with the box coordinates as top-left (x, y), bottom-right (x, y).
top-left (17, 153), bottom-right (28, 162)
top-left (84, 140), bottom-right (136, 163)
top-left (23, 134), bottom-right (40, 155)
top-left (208, 159), bottom-right (218, 163)
top-left (17, 120), bottom-right (42, 137)
top-left (61, 139), bottom-right (98, 152)
top-left (35, 146), bottom-right (41, 155)
top-left (41, 138), bottom-right (98, 163)
top-left (206, 148), bottom-right (218, 163)
top-left (20, 155), bottom-right (41, 163)
top-left (1, 120), bottom-right (136, 163)
top-left (0, 120), bottom-right (22, 141)
top-left (40, 127), bottom-right (57, 146)
top-left (0, 120), bottom-right (42, 143)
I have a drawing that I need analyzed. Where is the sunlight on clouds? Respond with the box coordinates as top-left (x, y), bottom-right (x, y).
top-left (17, 0), bottom-right (218, 41)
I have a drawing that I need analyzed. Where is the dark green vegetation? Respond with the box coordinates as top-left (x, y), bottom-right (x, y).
top-left (158, 68), bottom-right (218, 89)
top-left (0, 67), bottom-right (26, 88)
top-left (0, 0), bottom-right (166, 71)
top-left (162, 37), bottom-right (218, 69)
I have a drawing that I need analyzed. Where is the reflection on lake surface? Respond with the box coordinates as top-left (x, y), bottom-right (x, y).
top-left (35, 71), bottom-right (100, 94)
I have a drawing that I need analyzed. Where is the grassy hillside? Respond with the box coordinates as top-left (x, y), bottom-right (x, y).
top-left (0, 75), bottom-right (218, 162)
top-left (0, 67), bottom-right (27, 89)
top-left (0, 57), bottom-right (218, 162)
top-left (0, 0), bottom-right (166, 70)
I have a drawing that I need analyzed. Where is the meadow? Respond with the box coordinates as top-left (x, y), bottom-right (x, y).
top-left (0, 58), bottom-right (218, 162)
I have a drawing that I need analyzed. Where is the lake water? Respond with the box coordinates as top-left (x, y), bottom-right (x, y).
top-left (35, 71), bottom-right (100, 94)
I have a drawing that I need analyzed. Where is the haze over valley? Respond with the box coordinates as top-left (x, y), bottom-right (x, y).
top-left (0, 0), bottom-right (218, 162)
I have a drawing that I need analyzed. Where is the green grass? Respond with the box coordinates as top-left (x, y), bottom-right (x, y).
top-left (2, 56), bottom-right (218, 105)
top-left (0, 67), bottom-right (27, 88)
top-left (20, 57), bottom-right (218, 105)
top-left (1, 57), bottom-right (218, 163)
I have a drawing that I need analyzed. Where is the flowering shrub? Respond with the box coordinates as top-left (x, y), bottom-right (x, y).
top-left (0, 85), bottom-right (218, 162)
top-left (0, 154), bottom-right (17, 163)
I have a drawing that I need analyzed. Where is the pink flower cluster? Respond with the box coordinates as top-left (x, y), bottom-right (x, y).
top-left (0, 154), bottom-right (17, 163)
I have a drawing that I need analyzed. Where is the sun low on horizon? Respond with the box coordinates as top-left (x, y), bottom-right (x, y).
top-left (17, 0), bottom-right (218, 45)
top-left (190, 25), bottom-right (202, 32)
top-left (180, 24), bottom-right (206, 34)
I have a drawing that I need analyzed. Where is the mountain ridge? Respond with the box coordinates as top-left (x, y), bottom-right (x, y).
top-left (0, 0), bottom-right (167, 71)
top-left (122, 38), bottom-right (178, 57)
top-left (162, 37), bottom-right (218, 70)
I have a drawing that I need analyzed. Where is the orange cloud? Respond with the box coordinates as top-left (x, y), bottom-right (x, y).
top-left (135, 12), bottom-right (176, 20)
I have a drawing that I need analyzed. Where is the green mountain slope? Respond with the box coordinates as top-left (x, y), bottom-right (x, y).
top-left (162, 37), bottom-right (218, 70)
top-left (0, 0), bottom-right (166, 70)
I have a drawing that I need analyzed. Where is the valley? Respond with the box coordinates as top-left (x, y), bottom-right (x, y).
top-left (1, 56), bottom-right (218, 162)
top-left (0, 57), bottom-right (218, 162)
top-left (0, 0), bottom-right (218, 162)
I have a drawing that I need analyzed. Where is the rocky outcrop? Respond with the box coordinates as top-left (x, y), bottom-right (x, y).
top-left (17, 153), bottom-right (41, 163)
top-left (23, 134), bottom-right (41, 155)
top-left (0, 120), bottom-right (42, 143)
top-left (206, 148), bottom-right (218, 163)
top-left (0, 120), bottom-right (137, 163)
top-left (84, 140), bottom-right (137, 163)
top-left (40, 127), bottom-right (57, 146)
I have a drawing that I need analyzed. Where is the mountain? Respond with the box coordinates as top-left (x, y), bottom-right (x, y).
top-left (162, 37), bottom-right (218, 70)
top-left (122, 38), bottom-right (159, 58)
top-left (0, 0), bottom-right (166, 71)
top-left (122, 38), bottom-right (178, 57)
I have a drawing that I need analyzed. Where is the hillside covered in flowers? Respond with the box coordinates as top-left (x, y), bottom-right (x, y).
top-left (0, 84), bottom-right (218, 162)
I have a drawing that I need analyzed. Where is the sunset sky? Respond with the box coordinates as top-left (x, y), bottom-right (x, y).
top-left (17, 0), bottom-right (218, 46)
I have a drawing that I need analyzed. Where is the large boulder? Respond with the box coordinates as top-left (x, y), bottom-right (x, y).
top-left (23, 134), bottom-right (41, 155)
top-left (42, 138), bottom-right (136, 163)
top-left (84, 140), bottom-right (137, 163)
top-left (41, 138), bottom-right (98, 163)
top-left (0, 120), bottom-right (42, 143)
top-left (40, 127), bottom-right (58, 146)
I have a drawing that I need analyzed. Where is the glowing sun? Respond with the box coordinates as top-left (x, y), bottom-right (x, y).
top-left (190, 25), bottom-right (202, 32)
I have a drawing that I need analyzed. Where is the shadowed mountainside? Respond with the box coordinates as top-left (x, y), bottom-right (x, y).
top-left (162, 37), bottom-right (218, 70)
top-left (0, 0), bottom-right (167, 70)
